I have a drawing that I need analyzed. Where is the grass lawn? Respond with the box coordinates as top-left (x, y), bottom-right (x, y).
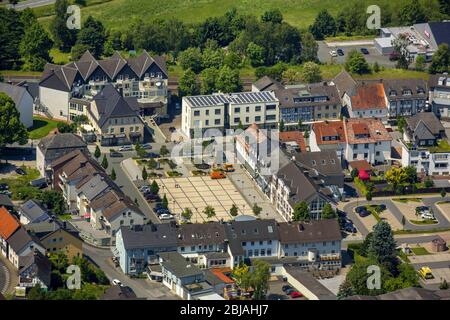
top-left (50, 48), bottom-right (71, 65)
top-left (354, 69), bottom-right (429, 81)
top-left (428, 140), bottom-right (450, 153)
top-left (410, 219), bottom-right (438, 225)
top-left (0, 70), bottom-right (42, 77)
top-left (394, 227), bottom-right (450, 235)
top-left (0, 167), bottom-right (41, 201)
top-left (392, 197), bottom-right (422, 203)
top-left (28, 116), bottom-right (63, 139)
top-left (411, 247), bottom-right (431, 256)
top-left (58, 214), bottom-right (73, 221)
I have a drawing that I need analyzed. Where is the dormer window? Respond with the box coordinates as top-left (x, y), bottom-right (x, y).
top-left (389, 90), bottom-right (396, 96)
top-left (403, 89), bottom-right (412, 95)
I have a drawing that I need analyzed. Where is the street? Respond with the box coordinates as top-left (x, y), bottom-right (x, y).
top-left (7, 0), bottom-right (56, 10)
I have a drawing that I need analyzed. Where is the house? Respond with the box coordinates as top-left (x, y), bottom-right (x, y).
top-left (86, 84), bottom-right (145, 145)
top-left (181, 91), bottom-right (279, 138)
top-left (17, 80), bottom-right (40, 114)
top-left (251, 76), bottom-right (284, 92)
top-left (269, 162), bottom-right (335, 221)
top-left (7, 226), bottom-right (45, 269)
top-left (0, 207), bottom-right (20, 258)
top-left (36, 132), bottom-right (87, 178)
top-left (330, 70), bottom-right (357, 108)
top-left (291, 150), bottom-right (345, 197)
top-left (0, 82), bottom-right (33, 128)
top-left (277, 220), bottom-right (341, 270)
top-left (115, 224), bottom-right (178, 275)
top-left (38, 50), bottom-right (168, 121)
top-left (400, 113), bottom-right (449, 175)
top-left (279, 131), bottom-right (307, 153)
top-left (25, 219), bottom-right (83, 260)
top-left (346, 82), bottom-right (388, 118)
top-left (0, 194), bottom-right (14, 211)
top-left (274, 83), bottom-right (341, 125)
top-left (18, 250), bottom-right (52, 290)
top-left (18, 200), bottom-right (50, 225)
top-left (309, 120), bottom-right (346, 160)
top-left (429, 74), bottom-right (450, 118)
top-left (382, 79), bottom-right (428, 117)
top-left (176, 222), bottom-right (227, 258)
top-left (343, 118), bottom-right (392, 165)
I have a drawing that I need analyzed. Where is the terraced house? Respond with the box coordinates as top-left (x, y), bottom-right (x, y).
top-left (38, 50), bottom-right (168, 121)
top-left (383, 79), bottom-right (428, 117)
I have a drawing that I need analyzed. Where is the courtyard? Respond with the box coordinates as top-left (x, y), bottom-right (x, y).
top-left (157, 176), bottom-right (254, 223)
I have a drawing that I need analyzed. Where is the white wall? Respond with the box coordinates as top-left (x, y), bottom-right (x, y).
top-left (39, 87), bottom-right (70, 120)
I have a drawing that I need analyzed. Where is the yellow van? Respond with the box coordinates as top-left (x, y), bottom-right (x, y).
top-left (418, 266), bottom-right (433, 280)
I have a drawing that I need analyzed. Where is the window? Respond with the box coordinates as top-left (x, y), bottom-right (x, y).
top-left (255, 116), bottom-right (261, 122)
top-left (245, 117), bottom-right (249, 123)
top-left (255, 106), bottom-right (261, 112)
top-left (120, 127), bottom-right (125, 133)
top-left (215, 109), bottom-right (221, 115)
top-left (205, 110), bottom-right (209, 116)
top-left (242, 241), bottom-right (247, 246)
top-left (268, 240), bottom-right (272, 245)
top-left (353, 154), bottom-right (357, 159)
top-left (267, 249), bottom-right (272, 256)
top-left (246, 107), bottom-right (250, 112)
top-left (259, 241), bottom-right (263, 245)
top-left (251, 241), bottom-right (255, 246)
top-left (214, 119), bottom-right (221, 125)
top-left (234, 117), bottom-right (240, 123)
top-left (194, 110), bottom-right (200, 116)
top-left (364, 143), bottom-right (369, 148)
top-left (266, 115), bottom-right (276, 121)
top-left (266, 104), bottom-right (276, 110)
top-left (364, 153), bottom-right (368, 159)
top-left (191, 246), bottom-right (195, 251)
top-left (234, 107), bottom-right (240, 113)
top-left (180, 247), bottom-right (185, 252)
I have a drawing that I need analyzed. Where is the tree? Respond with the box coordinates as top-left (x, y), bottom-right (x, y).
top-left (321, 203), bottom-right (336, 219)
top-left (178, 69), bottom-right (200, 96)
top-left (397, 116), bottom-right (407, 134)
top-left (385, 167), bottom-right (408, 191)
top-left (232, 263), bottom-right (250, 288)
top-left (261, 9), bottom-right (283, 24)
top-left (202, 47), bottom-right (224, 69)
top-left (372, 62), bottom-right (380, 73)
top-left (359, 232), bottom-right (373, 257)
top-left (181, 208), bottom-right (193, 222)
top-left (384, 263), bottom-right (419, 292)
top-left (279, 119), bottom-right (285, 132)
top-left (246, 42), bottom-right (265, 67)
top-left (309, 9), bottom-right (336, 40)
top-left (366, 191), bottom-right (373, 202)
top-left (429, 44), bottom-right (450, 74)
top-left (28, 284), bottom-right (47, 300)
top-left (160, 145), bottom-right (169, 157)
top-left (345, 50), bottom-right (370, 74)
top-left (162, 194), bottom-right (169, 209)
top-left (249, 259), bottom-right (271, 300)
top-left (438, 0), bottom-right (450, 16)
top-left (440, 279), bottom-right (449, 290)
top-left (300, 62), bottom-right (322, 83)
top-left (369, 221), bottom-right (397, 267)
top-left (424, 178), bottom-right (434, 188)
top-left (303, 130), bottom-right (310, 139)
top-left (252, 203), bottom-right (262, 216)
top-left (50, 0), bottom-right (77, 52)
top-left (150, 180), bottom-right (159, 194)
top-left (0, 93), bottom-right (28, 147)
top-left (142, 167), bottom-right (148, 180)
top-left (94, 145), bottom-right (101, 159)
top-left (404, 166), bottom-right (417, 184)
top-left (399, 0), bottom-right (427, 25)
top-left (101, 154), bottom-right (108, 169)
top-left (75, 16), bottom-right (106, 58)
top-left (415, 55), bottom-right (426, 71)
top-left (392, 34), bottom-right (411, 70)
top-left (19, 21), bottom-right (53, 71)
top-left (351, 168), bottom-right (359, 180)
top-left (224, 51), bottom-right (241, 69)
top-left (292, 201), bottom-right (310, 221)
top-left (178, 47), bottom-right (203, 73)
top-left (300, 32), bottom-right (318, 62)
top-left (215, 66), bottom-right (242, 93)
top-left (441, 188), bottom-right (447, 198)
top-left (345, 257), bottom-right (390, 296)
top-left (70, 43), bottom-right (91, 61)
top-left (110, 168), bottom-right (116, 181)
top-left (203, 205), bottom-right (216, 219)
top-left (237, 120), bottom-right (244, 130)
top-left (147, 158), bottom-right (157, 170)
top-left (38, 190), bottom-right (66, 215)
top-left (200, 67), bottom-right (218, 95)
top-left (337, 280), bottom-right (354, 299)
top-left (401, 215), bottom-right (406, 229)
top-left (254, 62), bottom-right (287, 82)
top-left (282, 69), bottom-right (302, 84)
top-left (230, 204), bottom-right (239, 217)
top-left (57, 122), bottom-right (76, 133)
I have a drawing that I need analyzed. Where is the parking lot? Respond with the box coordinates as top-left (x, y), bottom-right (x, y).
top-left (266, 277), bottom-right (307, 300)
top-left (157, 176), bottom-right (254, 223)
top-left (318, 40), bottom-right (396, 68)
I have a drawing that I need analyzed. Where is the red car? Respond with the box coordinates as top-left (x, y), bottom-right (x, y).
top-left (289, 291), bottom-right (303, 298)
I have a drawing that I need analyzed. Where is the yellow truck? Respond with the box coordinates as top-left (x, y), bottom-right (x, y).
top-left (418, 266), bottom-right (434, 280)
top-left (224, 164), bottom-right (235, 172)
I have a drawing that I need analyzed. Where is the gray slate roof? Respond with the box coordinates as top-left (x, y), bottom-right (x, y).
top-left (253, 76), bottom-right (284, 91)
top-left (120, 224), bottom-right (178, 250)
top-left (159, 251), bottom-right (203, 278)
top-left (406, 112), bottom-right (445, 136)
top-left (0, 194), bottom-right (14, 208)
top-left (383, 78), bottom-right (427, 100)
top-left (19, 200), bottom-right (50, 224)
top-left (292, 150), bottom-right (343, 177)
top-left (332, 70), bottom-right (357, 98)
top-left (413, 121), bottom-right (435, 140)
top-left (277, 220), bottom-right (341, 244)
top-left (284, 266), bottom-right (336, 300)
top-left (7, 227), bottom-right (35, 253)
top-left (19, 250), bottom-right (52, 287)
top-left (177, 222), bottom-right (227, 246)
top-left (38, 133), bottom-right (87, 154)
top-left (0, 82), bottom-right (31, 106)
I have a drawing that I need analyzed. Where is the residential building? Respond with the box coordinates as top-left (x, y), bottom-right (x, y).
top-left (429, 74), bottom-right (450, 118)
top-left (383, 79), bottom-right (428, 117)
top-left (18, 250), bottom-right (52, 290)
top-left (176, 222), bottom-right (227, 258)
top-left (400, 112), bottom-right (449, 175)
top-left (0, 207), bottom-right (20, 258)
top-left (343, 118), bottom-right (392, 165)
top-left (309, 120), bottom-right (346, 160)
top-left (18, 200), bottom-right (50, 225)
top-left (0, 195), bottom-right (14, 211)
top-left (269, 162), bottom-right (335, 221)
top-left (36, 132), bottom-right (87, 178)
top-left (345, 82), bottom-right (388, 118)
top-left (331, 70), bottom-right (357, 108)
top-left (25, 219), bottom-right (83, 260)
top-left (251, 76), bottom-right (284, 92)
top-left (38, 50), bottom-right (168, 121)
top-left (0, 82), bottom-right (33, 128)
top-left (279, 131), bottom-right (307, 153)
top-left (181, 91), bottom-right (279, 138)
top-left (7, 226), bottom-right (45, 269)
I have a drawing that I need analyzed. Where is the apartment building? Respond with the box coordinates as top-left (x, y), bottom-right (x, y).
top-left (181, 91), bottom-right (279, 138)
top-left (383, 79), bottom-right (428, 117)
top-left (39, 50), bottom-right (168, 121)
top-left (345, 82), bottom-right (388, 118)
top-left (429, 74), bottom-right (450, 118)
top-left (343, 118), bottom-right (392, 165)
top-left (309, 120), bottom-right (346, 160)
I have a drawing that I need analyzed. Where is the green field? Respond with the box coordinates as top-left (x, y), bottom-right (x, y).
top-left (28, 116), bottom-right (64, 139)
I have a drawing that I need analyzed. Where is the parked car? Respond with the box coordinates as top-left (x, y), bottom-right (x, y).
top-left (119, 145), bottom-right (133, 151)
top-left (145, 194), bottom-right (160, 201)
top-left (156, 208), bottom-right (170, 215)
top-left (146, 152), bottom-right (160, 158)
top-left (285, 288), bottom-right (295, 295)
top-left (139, 185), bottom-right (150, 192)
top-left (329, 50), bottom-right (338, 57)
top-left (360, 48), bottom-right (369, 55)
top-left (142, 143), bottom-right (153, 149)
top-left (337, 48), bottom-right (344, 56)
top-left (15, 168), bottom-right (26, 175)
top-left (290, 291), bottom-right (303, 298)
top-left (110, 151), bottom-right (124, 157)
top-left (0, 190), bottom-right (12, 196)
top-left (358, 210), bottom-right (371, 218)
top-left (355, 206), bottom-right (366, 214)
top-left (0, 183), bottom-right (9, 191)
top-left (159, 213), bottom-right (174, 220)
top-left (282, 285), bottom-right (292, 292)
top-left (344, 224), bottom-right (357, 233)
top-left (112, 279), bottom-right (122, 286)
top-left (421, 212), bottom-right (435, 220)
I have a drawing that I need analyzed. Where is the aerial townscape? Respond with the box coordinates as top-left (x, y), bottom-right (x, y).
top-left (1, 0), bottom-right (450, 306)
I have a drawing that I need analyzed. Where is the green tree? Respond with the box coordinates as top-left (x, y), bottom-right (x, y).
top-left (27, 284), bottom-right (47, 300)
top-left (230, 204), bottom-right (239, 216)
top-left (300, 62), bottom-right (322, 83)
top-left (309, 9), bottom-right (336, 40)
top-left (404, 165), bottom-right (417, 184)
top-left (70, 43), bottom-right (91, 61)
top-left (345, 50), bottom-right (370, 74)
top-left (150, 180), bottom-right (159, 194)
top-left (441, 188), bottom-right (447, 198)
top-left (75, 16), bottom-right (106, 58)
top-left (232, 263), bottom-right (250, 288)
top-left (200, 67), bottom-right (218, 95)
top-left (345, 258), bottom-right (390, 296)
top-left (94, 145), bottom-right (101, 159)
top-left (202, 47), bottom-right (224, 69)
top-left (351, 168), bottom-right (359, 180)
top-left (366, 191), bottom-right (373, 202)
top-left (148, 158), bottom-right (157, 170)
top-left (385, 167), bottom-right (408, 191)
top-left (292, 201), bottom-right (310, 221)
top-left (216, 66), bottom-right (242, 93)
top-left (110, 168), bottom-right (116, 181)
top-left (181, 208), bottom-right (193, 222)
top-left (101, 154), bottom-right (108, 169)
top-left (19, 21), bottom-right (53, 71)
top-left (38, 190), bottom-right (66, 215)
top-left (321, 203), bottom-right (336, 219)
top-left (249, 259), bottom-right (271, 300)
top-left (162, 194), bottom-right (169, 209)
top-left (178, 69), bottom-right (200, 96)
top-left (142, 167), bottom-right (148, 180)
top-left (224, 51), bottom-right (241, 69)
top-left (372, 62), bottom-right (380, 73)
top-left (237, 120), bottom-right (244, 130)
top-left (337, 280), bottom-right (354, 299)
top-left (0, 93), bottom-right (28, 147)
top-left (160, 145), bottom-right (169, 157)
top-left (50, 0), bottom-right (77, 51)
top-left (397, 116), bottom-right (407, 134)
top-left (429, 44), bottom-right (450, 74)
top-left (246, 42), bottom-right (266, 67)
top-left (392, 34), bottom-right (411, 70)
top-left (384, 263), bottom-right (419, 291)
top-left (282, 69), bottom-right (302, 85)
top-left (203, 205), bottom-right (216, 219)
top-left (279, 119), bottom-right (285, 132)
top-left (369, 221), bottom-right (397, 268)
top-left (399, 0), bottom-right (427, 25)
top-left (252, 203), bottom-right (262, 216)
top-left (178, 47), bottom-right (203, 73)
top-left (438, 0), bottom-right (450, 16)
top-left (415, 55), bottom-right (426, 71)
top-left (359, 232), bottom-right (373, 257)
top-left (261, 9), bottom-right (283, 24)
top-left (300, 32), bottom-right (318, 62)
top-left (57, 122), bottom-right (76, 133)
top-left (424, 178), bottom-right (434, 188)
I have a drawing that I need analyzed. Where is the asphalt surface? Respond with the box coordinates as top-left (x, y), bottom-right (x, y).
top-left (7, 0), bottom-right (55, 9)
top-left (0, 259), bottom-right (9, 294)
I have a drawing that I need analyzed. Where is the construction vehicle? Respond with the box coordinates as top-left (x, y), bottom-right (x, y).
top-left (223, 163), bottom-right (235, 172)
top-left (210, 171), bottom-right (226, 179)
top-left (418, 266), bottom-right (434, 280)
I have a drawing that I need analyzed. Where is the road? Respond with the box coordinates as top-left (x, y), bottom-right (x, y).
top-left (7, 0), bottom-right (55, 10)
top-left (83, 243), bottom-right (178, 300)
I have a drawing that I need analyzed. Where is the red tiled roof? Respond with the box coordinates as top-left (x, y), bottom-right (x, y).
top-left (279, 131), bottom-right (307, 152)
top-left (210, 267), bottom-right (235, 284)
top-left (312, 120), bottom-right (346, 145)
top-left (349, 160), bottom-right (373, 172)
top-left (0, 207), bottom-right (20, 240)
top-left (351, 83), bottom-right (387, 110)
top-left (352, 123), bottom-right (369, 135)
top-left (344, 118), bottom-right (392, 144)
